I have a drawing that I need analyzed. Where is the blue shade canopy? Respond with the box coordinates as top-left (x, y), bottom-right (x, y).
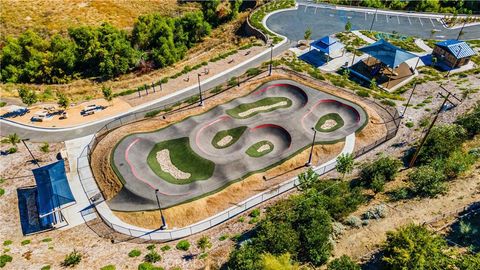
top-left (311, 36), bottom-right (344, 54)
top-left (359, 39), bottom-right (417, 68)
top-left (435, 40), bottom-right (476, 59)
top-left (32, 160), bottom-right (75, 217)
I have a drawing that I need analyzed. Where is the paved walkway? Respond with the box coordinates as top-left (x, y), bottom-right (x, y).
top-left (414, 38), bottom-right (433, 53)
top-left (352, 30), bottom-right (375, 44)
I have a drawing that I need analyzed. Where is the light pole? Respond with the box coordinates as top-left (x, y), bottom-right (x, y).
top-left (197, 73), bottom-right (204, 106)
top-left (306, 127), bottom-right (317, 167)
top-left (456, 19), bottom-right (467, 40)
top-left (369, 8), bottom-right (378, 31)
top-left (269, 43), bottom-right (274, 76)
top-left (155, 189), bottom-right (167, 230)
top-left (22, 139), bottom-right (40, 168)
top-left (402, 83), bottom-right (417, 118)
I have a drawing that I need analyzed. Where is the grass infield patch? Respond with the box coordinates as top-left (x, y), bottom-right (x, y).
top-left (226, 97), bottom-right (292, 119)
top-left (246, 140), bottom-right (274, 158)
top-left (315, 113), bottom-right (344, 132)
top-left (147, 137), bottom-right (214, 185)
top-left (212, 126), bottom-right (247, 149)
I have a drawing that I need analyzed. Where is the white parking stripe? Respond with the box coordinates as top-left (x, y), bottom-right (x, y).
top-left (430, 18), bottom-right (435, 27)
top-left (408, 16), bottom-right (412, 25)
top-left (397, 15), bottom-right (400, 24)
top-left (365, 12), bottom-right (367, 20)
top-left (314, 7), bottom-right (317, 14)
top-left (304, 5), bottom-right (307, 12)
top-left (418, 17), bottom-right (423, 26)
top-left (375, 13), bottom-right (377, 22)
top-left (386, 14), bottom-right (389, 23)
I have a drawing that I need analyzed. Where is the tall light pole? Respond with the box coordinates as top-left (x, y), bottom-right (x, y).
top-left (155, 189), bottom-right (167, 230)
top-left (197, 73), bottom-right (204, 106)
top-left (306, 127), bottom-right (317, 167)
top-left (369, 8), bottom-right (378, 31)
top-left (456, 19), bottom-right (467, 40)
top-left (269, 43), bottom-right (274, 76)
top-left (402, 83), bottom-right (417, 118)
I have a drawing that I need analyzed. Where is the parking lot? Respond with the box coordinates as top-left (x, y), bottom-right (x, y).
top-left (266, 2), bottom-right (480, 41)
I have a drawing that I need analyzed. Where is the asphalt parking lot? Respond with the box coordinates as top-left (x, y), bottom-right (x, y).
top-left (266, 2), bottom-right (480, 41)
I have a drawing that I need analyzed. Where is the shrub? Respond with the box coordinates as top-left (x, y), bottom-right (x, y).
top-left (360, 156), bottom-right (402, 192)
top-left (196, 236), bottom-right (212, 252)
top-left (226, 243), bottom-right (262, 270)
top-left (0, 254), bottom-right (13, 268)
top-left (100, 265), bottom-right (116, 270)
top-left (2, 240), bottom-right (12, 246)
top-left (228, 77), bottom-right (238, 87)
top-left (39, 142), bottom-right (50, 153)
top-left (328, 255), bottom-right (360, 270)
top-left (363, 204), bottom-right (387, 220)
top-left (41, 238), bottom-right (52, 242)
top-left (21, 239), bottom-right (31, 246)
top-left (160, 245), bottom-right (170, 252)
top-left (455, 103), bottom-right (480, 138)
top-left (408, 165), bottom-right (447, 197)
top-left (443, 150), bottom-right (477, 179)
top-left (62, 250), bottom-right (82, 267)
top-left (145, 110), bottom-right (161, 118)
top-left (146, 244), bottom-right (156, 251)
top-left (249, 209), bottom-right (260, 218)
top-left (219, 234), bottom-right (229, 241)
top-left (246, 67), bottom-right (261, 76)
top-left (332, 222), bottom-right (346, 239)
top-left (176, 240), bottom-right (190, 251)
top-left (8, 147), bottom-right (17, 154)
top-left (370, 174), bottom-right (386, 193)
top-left (356, 90), bottom-right (370, 97)
top-left (40, 265), bottom-right (51, 270)
top-left (144, 250), bottom-right (161, 263)
top-left (0, 189), bottom-right (5, 197)
top-left (405, 121), bottom-right (414, 128)
top-left (137, 262), bottom-right (164, 270)
top-left (128, 249), bottom-right (141, 258)
top-left (381, 99), bottom-right (396, 107)
top-left (345, 216), bottom-right (362, 228)
top-left (388, 187), bottom-right (411, 201)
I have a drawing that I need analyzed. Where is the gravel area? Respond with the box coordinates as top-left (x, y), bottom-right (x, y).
top-left (321, 119), bottom-right (337, 130)
top-left (156, 149), bottom-right (191, 180)
top-left (216, 135), bottom-right (233, 147)
top-left (238, 101), bottom-right (288, 117)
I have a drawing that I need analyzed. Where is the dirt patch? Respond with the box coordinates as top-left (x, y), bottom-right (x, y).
top-left (155, 149), bottom-right (191, 180)
top-left (90, 72), bottom-right (388, 228)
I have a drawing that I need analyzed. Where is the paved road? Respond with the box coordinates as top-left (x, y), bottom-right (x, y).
top-left (266, 2), bottom-right (480, 41)
top-left (0, 41), bottom-right (292, 142)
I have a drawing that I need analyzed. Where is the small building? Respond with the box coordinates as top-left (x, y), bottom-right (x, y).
top-left (310, 36), bottom-right (345, 62)
top-left (432, 40), bottom-right (476, 69)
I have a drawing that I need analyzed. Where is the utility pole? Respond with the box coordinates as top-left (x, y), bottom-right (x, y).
top-left (408, 91), bottom-right (454, 167)
top-left (155, 189), bottom-right (167, 230)
top-left (456, 19), bottom-right (467, 40)
top-left (369, 8), bottom-right (378, 31)
top-left (269, 43), bottom-right (274, 76)
top-left (197, 73), bottom-right (204, 106)
top-left (22, 139), bottom-right (40, 168)
top-left (402, 83), bottom-right (417, 118)
top-left (306, 127), bottom-right (317, 167)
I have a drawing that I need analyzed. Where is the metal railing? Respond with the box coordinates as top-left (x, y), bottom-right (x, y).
top-left (77, 67), bottom-right (401, 241)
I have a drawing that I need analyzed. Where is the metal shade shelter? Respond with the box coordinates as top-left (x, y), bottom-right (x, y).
top-left (359, 39), bottom-right (417, 69)
top-left (310, 36), bottom-right (345, 62)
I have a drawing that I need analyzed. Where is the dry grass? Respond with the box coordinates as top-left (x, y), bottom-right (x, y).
top-left (91, 72), bottom-right (388, 228)
top-left (0, 0), bottom-right (198, 38)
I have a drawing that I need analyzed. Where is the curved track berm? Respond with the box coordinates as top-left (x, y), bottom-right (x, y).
top-left (109, 80), bottom-right (368, 211)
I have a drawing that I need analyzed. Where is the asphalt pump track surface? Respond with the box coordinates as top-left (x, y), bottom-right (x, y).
top-left (108, 79), bottom-right (368, 211)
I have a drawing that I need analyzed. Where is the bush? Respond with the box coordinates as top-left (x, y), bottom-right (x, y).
top-left (219, 234), bottom-right (229, 241)
top-left (228, 77), bottom-right (238, 87)
top-left (2, 240), bottom-right (12, 246)
top-left (138, 262), bottom-right (164, 270)
top-left (196, 236), bottom-right (212, 252)
top-left (405, 121), bottom-right (414, 128)
top-left (408, 165), bottom-right (447, 197)
top-left (246, 67), bottom-right (261, 76)
top-left (62, 250), bottom-right (82, 267)
top-left (40, 265), bottom-right (51, 270)
top-left (160, 245), bottom-right (170, 252)
top-left (128, 249), bottom-right (141, 258)
top-left (327, 255), bottom-right (360, 270)
top-left (381, 99), bottom-right (396, 107)
top-left (144, 250), bottom-right (161, 263)
top-left (345, 216), bottom-right (362, 228)
top-left (455, 103), bottom-right (480, 138)
top-left (41, 238), bottom-right (52, 242)
top-left (363, 204), bottom-right (387, 220)
top-left (388, 187), bottom-right (411, 201)
top-left (21, 239), bottom-right (31, 246)
top-left (145, 110), bottom-right (161, 118)
top-left (0, 254), bottom-right (13, 268)
top-left (146, 244), bottom-right (156, 251)
top-left (226, 243), bottom-right (262, 270)
top-left (249, 209), bottom-right (260, 218)
top-left (39, 142), bottom-right (50, 153)
top-left (100, 265), bottom-right (116, 270)
top-left (360, 156), bottom-right (402, 192)
top-left (7, 147), bottom-right (17, 154)
top-left (176, 240), bottom-right (190, 251)
top-left (356, 90), bottom-right (370, 97)
top-left (442, 150), bottom-right (477, 179)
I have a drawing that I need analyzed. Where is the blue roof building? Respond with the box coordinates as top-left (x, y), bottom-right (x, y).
top-left (433, 40), bottom-right (476, 70)
top-left (310, 36), bottom-right (345, 61)
top-left (358, 39), bottom-right (417, 69)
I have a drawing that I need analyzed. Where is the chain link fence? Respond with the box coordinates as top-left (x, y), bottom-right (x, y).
top-left (77, 67), bottom-right (401, 241)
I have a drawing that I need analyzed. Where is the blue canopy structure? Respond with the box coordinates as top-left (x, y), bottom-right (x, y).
top-left (32, 160), bottom-right (75, 220)
top-left (311, 36), bottom-right (345, 55)
top-left (435, 40), bottom-right (476, 59)
top-left (359, 39), bottom-right (417, 68)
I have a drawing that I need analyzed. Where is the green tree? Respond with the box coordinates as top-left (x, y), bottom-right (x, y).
top-left (327, 255), bottom-right (360, 270)
top-left (336, 153), bottom-right (354, 180)
top-left (382, 224), bottom-right (453, 270)
top-left (260, 253), bottom-right (299, 270)
top-left (456, 253), bottom-right (480, 270)
top-left (47, 34), bottom-right (77, 83)
top-left (17, 87), bottom-right (38, 106)
top-left (304, 27), bottom-right (312, 41)
top-left (298, 168), bottom-right (318, 190)
top-left (408, 165), bottom-right (447, 197)
top-left (57, 92), bottom-right (70, 111)
top-left (344, 20), bottom-right (352, 32)
top-left (226, 243), bottom-right (262, 270)
top-left (102, 85), bottom-right (113, 102)
top-left (360, 155), bottom-right (402, 192)
top-left (455, 104), bottom-right (480, 138)
top-left (416, 124), bottom-right (467, 165)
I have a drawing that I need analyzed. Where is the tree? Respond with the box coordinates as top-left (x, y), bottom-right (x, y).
top-left (327, 255), bottom-right (360, 270)
top-left (101, 85), bottom-right (113, 102)
top-left (196, 236), bottom-right (212, 253)
top-left (260, 253), bottom-right (299, 270)
top-left (226, 243), bottom-right (262, 270)
top-left (455, 104), bottom-right (480, 138)
top-left (304, 27), bottom-right (312, 41)
top-left (408, 165), bottom-right (447, 198)
top-left (298, 168), bottom-right (318, 190)
top-left (360, 155), bottom-right (402, 192)
top-left (344, 20), bottom-right (352, 32)
top-left (416, 124), bottom-right (467, 165)
top-left (336, 153), bottom-right (354, 179)
top-left (57, 92), bottom-right (70, 111)
top-left (382, 224), bottom-right (453, 270)
top-left (17, 87), bottom-right (38, 106)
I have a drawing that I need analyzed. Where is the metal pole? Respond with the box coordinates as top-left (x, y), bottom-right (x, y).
top-left (408, 92), bottom-right (451, 168)
top-left (145, 84), bottom-right (148, 95)
top-left (402, 83), bottom-right (417, 118)
top-left (413, 56), bottom-right (421, 70)
top-left (269, 44), bottom-right (274, 76)
top-left (197, 73), bottom-right (204, 106)
top-left (306, 128), bottom-right (317, 167)
top-left (22, 139), bottom-right (40, 168)
top-left (152, 82), bottom-right (155, 93)
top-left (369, 8), bottom-right (378, 31)
top-left (155, 189), bottom-right (167, 230)
top-left (351, 49), bottom-right (356, 66)
top-left (456, 19), bottom-right (467, 40)
top-left (160, 82), bottom-right (163, 91)
top-left (137, 89), bottom-right (141, 98)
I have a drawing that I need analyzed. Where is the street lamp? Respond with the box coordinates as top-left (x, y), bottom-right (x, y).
top-left (269, 43), bottom-right (274, 76)
top-left (155, 189), bottom-right (167, 230)
top-left (197, 73), bottom-right (204, 106)
top-left (306, 127), bottom-right (317, 167)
